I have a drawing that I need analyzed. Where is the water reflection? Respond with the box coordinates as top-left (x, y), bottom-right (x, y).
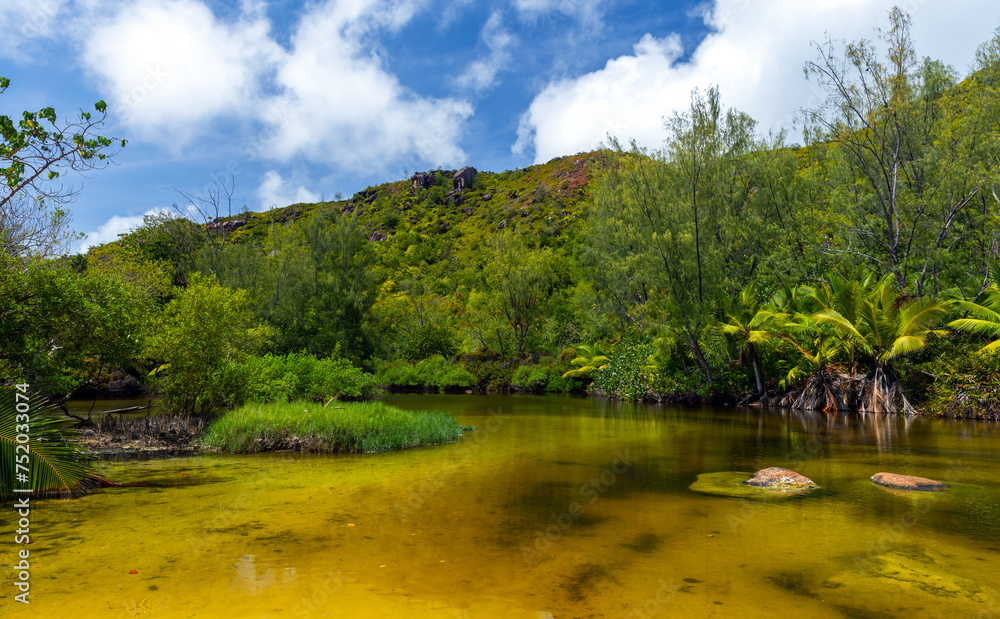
top-left (230, 555), bottom-right (296, 594)
top-left (6, 395), bottom-right (1000, 619)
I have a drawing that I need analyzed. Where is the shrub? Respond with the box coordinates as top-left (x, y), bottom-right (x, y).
top-left (512, 364), bottom-right (584, 393)
top-left (234, 352), bottom-right (377, 404)
top-left (145, 273), bottom-right (270, 414)
top-left (399, 323), bottom-right (457, 361)
top-left (376, 355), bottom-right (476, 391)
top-left (591, 344), bottom-right (655, 400)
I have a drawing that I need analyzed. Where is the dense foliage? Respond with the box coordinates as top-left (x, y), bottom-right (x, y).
top-left (5, 9), bottom-right (1000, 419)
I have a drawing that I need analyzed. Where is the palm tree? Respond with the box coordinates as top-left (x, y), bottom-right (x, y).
top-left (812, 274), bottom-right (948, 364)
top-left (947, 284), bottom-right (1000, 354)
top-left (801, 272), bottom-right (948, 414)
top-left (1, 387), bottom-right (94, 501)
top-left (716, 282), bottom-right (787, 394)
top-left (561, 343), bottom-right (611, 380)
top-left (773, 296), bottom-right (853, 412)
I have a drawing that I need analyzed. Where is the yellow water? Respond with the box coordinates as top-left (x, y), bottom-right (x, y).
top-left (4, 395), bottom-right (1000, 618)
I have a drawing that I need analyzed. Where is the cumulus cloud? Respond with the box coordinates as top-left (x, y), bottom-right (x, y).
top-left (515, 0), bottom-right (1000, 162)
top-left (80, 0), bottom-right (281, 144)
top-left (260, 0), bottom-right (473, 171)
top-left (75, 0), bottom-right (470, 170)
top-left (455, 10), bottom-right (515, 93)
top-left (76, 208), bottom-right (170, 254)
top-left (257, 170), bottom-right (321, 210)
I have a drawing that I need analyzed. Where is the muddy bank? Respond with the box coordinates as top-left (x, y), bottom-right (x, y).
top-left (76, 413), bottom-right (210, 460)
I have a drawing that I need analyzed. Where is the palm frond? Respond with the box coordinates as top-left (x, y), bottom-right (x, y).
top-left (953, 299), bottom-right (1000, 324)
top-left (1, 387), bottom-right (94, 502)
top-left (813, 308), bottom-right (866, 344)
top-left (880, 335), bottom-right (927, 364)
top-left (947, 317), bottom-right (1000, 337)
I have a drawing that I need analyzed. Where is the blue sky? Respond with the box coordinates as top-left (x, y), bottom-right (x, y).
top-left (2, 0), bottom-right (999, 253)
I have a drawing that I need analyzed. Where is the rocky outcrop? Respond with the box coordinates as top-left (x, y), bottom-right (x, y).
top-left (453, 166), bottom-right (476, 190)
top-left (411, 172), bottom-right (434, 189)
top-left (368, 230), bottom-right (388, 242)
top-left (742, 467), bottom-right (816, 488)
top-left (870, 472), bottom-right (948, 491)
top-left (206, 217), bottom-right (246, 234)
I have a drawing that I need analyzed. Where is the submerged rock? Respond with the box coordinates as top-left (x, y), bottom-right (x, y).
top-left (870, 472), bottom-right (948, 492)
top-left (690, 471), bottom-right (816, 499)
top-left (743, 467), bottom-right (817, 489)
top-left (821, 544), bottom-right (992, 615)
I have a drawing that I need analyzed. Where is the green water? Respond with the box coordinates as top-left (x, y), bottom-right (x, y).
top-left (3, 395), bottom-right (1000, 618)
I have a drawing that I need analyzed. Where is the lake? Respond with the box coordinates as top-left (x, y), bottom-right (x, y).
top-left (3, 394), bottom-right (1000, 618)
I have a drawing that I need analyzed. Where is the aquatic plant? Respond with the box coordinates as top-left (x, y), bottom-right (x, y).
top-left (198, 400), bottom-right (465, 454)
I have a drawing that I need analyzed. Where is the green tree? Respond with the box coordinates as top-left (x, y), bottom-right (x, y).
top-left (302, 210), bottom-right (379, 364)
top-left (716, 282), bottom-right (786, 394)
top-left (145, 273), bottom-right (270, 414)
top-left (802, 8), bottom-right (991, 294)
top-left (478, 230), bottom-right (559, 356)
top-left (777, 271), bottom-right (948, 413)
top-left (1, 76), bottom-right (124, 256)
top-left (948, 284), bottom-right (1000, 354)
top-left (591, 87), bottom-right (761, 385)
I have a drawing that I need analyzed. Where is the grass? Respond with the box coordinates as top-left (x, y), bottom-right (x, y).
top-left (198, 400), bottom-right (466, 454)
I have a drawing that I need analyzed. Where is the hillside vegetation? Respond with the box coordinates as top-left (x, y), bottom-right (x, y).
top-left (5, 9), bottom-right (1000, 418)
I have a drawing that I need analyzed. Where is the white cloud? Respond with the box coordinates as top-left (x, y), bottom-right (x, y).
top-left (260, 0), bottom-right (473, 171)
top-left (80, 0), bottom-right (281, 145)
top-left (513, 0), bottom-right (604, 25)
top-left (257, 170), bottom-right (321, 210)
top-left (76, 0), bottom-right (470, 171)
top-left (455, 10), bottom-right (515, 93)
top-left (0, 0), bottom-right (68, 59)
top-left (77, 208), bottom-right (169, 254)
top-left (515, 0), bottom-right (1000, 162)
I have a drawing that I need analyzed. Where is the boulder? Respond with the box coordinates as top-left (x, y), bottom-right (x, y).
top-left (870, 472), bottom-right (947, 492)
top-left (368, 231), bottom-right (387, 242)
top-left (107, 375), bottom-right (144, 397)
top-left (206, 218), bottom-right (246, 234)
top-left (411, 172), bottom-right (434, 189)
top-left (453, 166), bottom-right (477, 190)
top-left (690, 471), bottom-right (815, 498)
top-left (742, 467), bottom-right (816, 488)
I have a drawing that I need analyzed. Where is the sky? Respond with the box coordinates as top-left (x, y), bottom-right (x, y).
top-left (1, 0), bottom-right (999, 253)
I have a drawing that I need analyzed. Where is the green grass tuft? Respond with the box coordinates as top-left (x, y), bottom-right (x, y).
top-left (198, 400), bottom-right (465, 454)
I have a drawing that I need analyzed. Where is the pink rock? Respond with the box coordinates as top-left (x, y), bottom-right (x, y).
top-left (870, 472), bottom-right (947, 492)
top-left (742, 467), bottom-right (816, 487)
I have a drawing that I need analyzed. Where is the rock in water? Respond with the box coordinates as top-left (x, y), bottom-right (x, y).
top-left (870, 472), bottom-right (948, 491)
top-left (742, 467), bottom-right (816, 488)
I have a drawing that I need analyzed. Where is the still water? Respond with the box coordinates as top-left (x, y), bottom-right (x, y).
top-left (3, 395), bottom-right (1000, 618)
